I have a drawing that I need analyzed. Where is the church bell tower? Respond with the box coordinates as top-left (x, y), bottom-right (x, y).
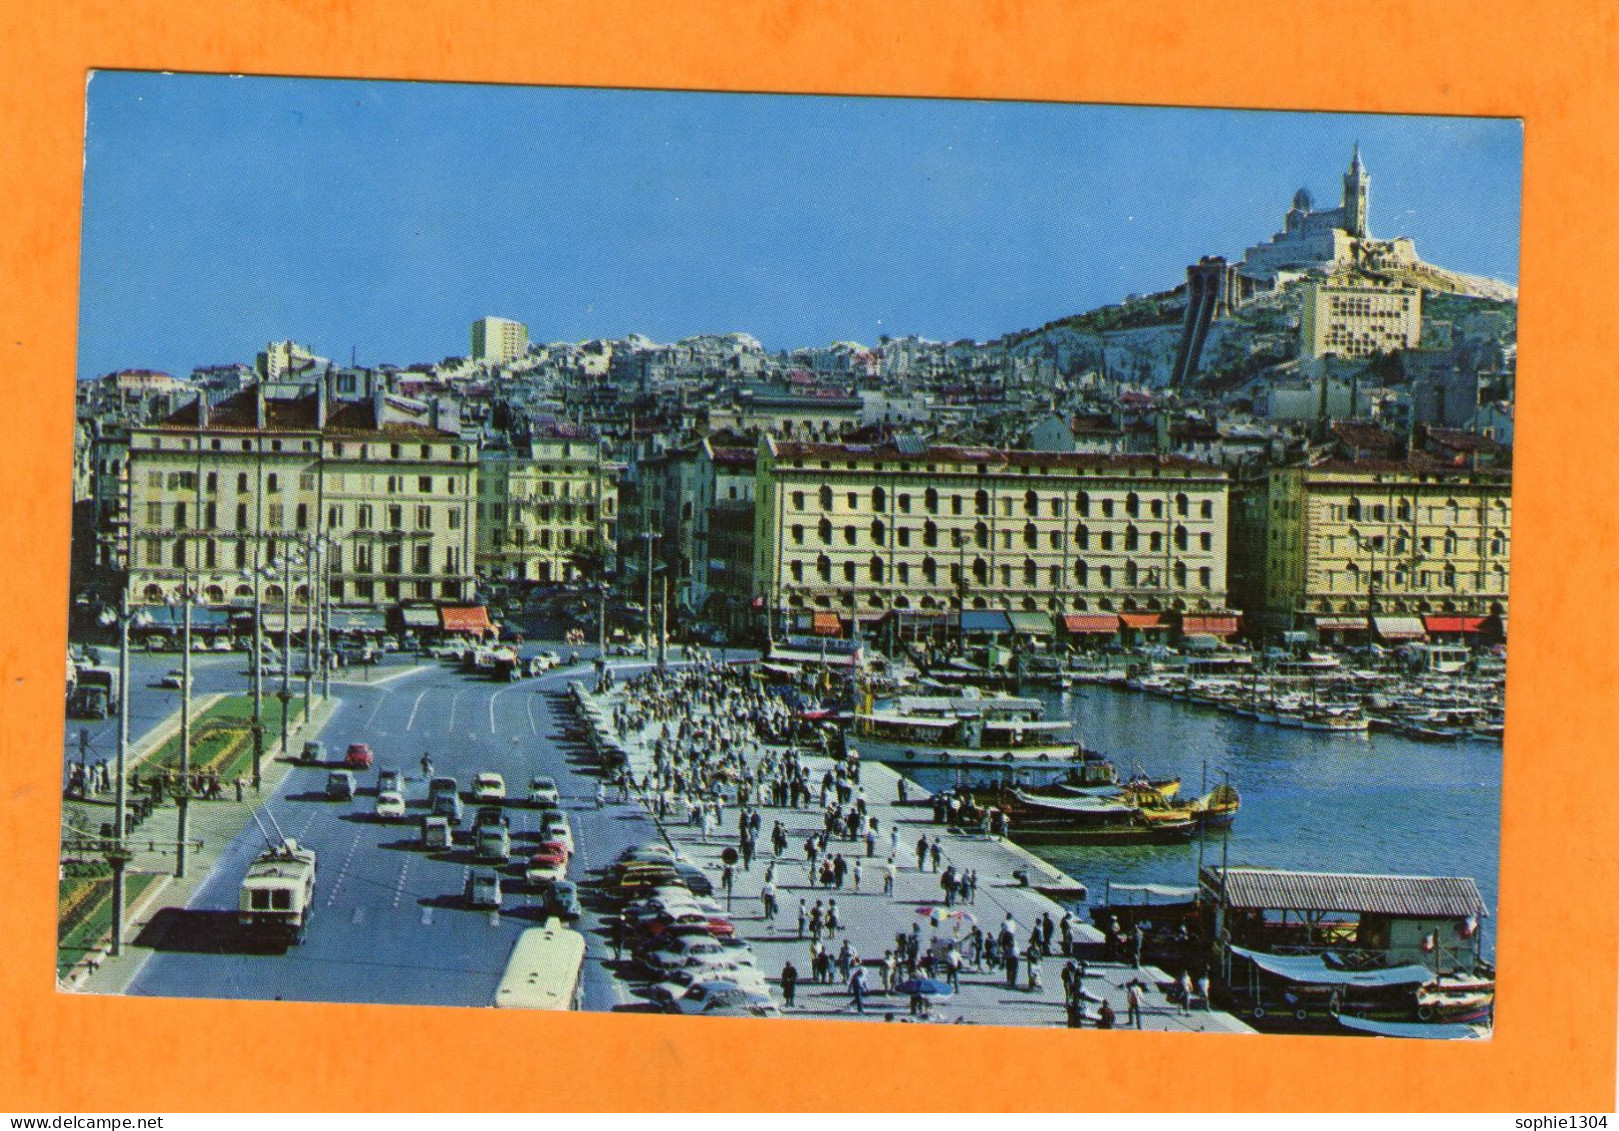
top-left (1342, 143), bottom-right (1369, 238)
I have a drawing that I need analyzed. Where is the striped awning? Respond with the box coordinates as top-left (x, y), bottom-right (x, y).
top-left (1423, 615), bottom-right (1487, 635)
top-left (1315, 617), bottom-right (1369, 633)
top-left (1373, 615), bottom-right (1428, 641)
top-left (1119, 613), bottom-right (1166, 630)
top-left (811, 611), bottom-right (841, 636)
top-left (1063, 614), bottom-right (1120, 634)
top-left (1181, 614), bottom-right (1239, 636)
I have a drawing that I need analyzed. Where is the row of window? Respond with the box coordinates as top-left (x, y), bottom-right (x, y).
top-left (476, 502), bottom-right (599, 525)
top-left (788, 519), bottom-right (1216, 553)
top-left (139, 577), bottom-right (465, 605)
top-left (783, 555), bottom-right (1215, 590)
top-left (145, 470), bottom-right (463, 495)
top-left (143, 501), bottom-right (464, 533)
top-left (788, 485), bottom-right (1217, 521)
top-left (1321, 564), bottom-right (1509, 593)
top-left (483, 480), bottom-right (600, 500)
top-left (488, 529), bottom-right (597, 551)
top-left (1325, 531), bottom-right (1510, 557)
top-left (1324, 498), bottom-right (1510, 523)
top-left (145, 438), bottom-right (464, 461)
top-left (138, 537), bottom-right (463, 575)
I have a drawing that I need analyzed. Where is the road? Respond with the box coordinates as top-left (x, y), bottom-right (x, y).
top-left (120, 654), bottom-right (662, 1010)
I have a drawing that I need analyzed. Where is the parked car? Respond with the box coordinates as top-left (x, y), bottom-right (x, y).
top-left (465, 869), bottom-right (502, 909)
top-left (644, 934), bottom-right (745, 977)
top-left (526, 776), bottom-right (561, 808)
top-left (376, 767), bottom-right (404, 795)
top-left (542, 880), bottom-right (582, 922)
top-left (344, 743), bottom-right (374, 770)
top-left (430, 790), bottom-right (464, 823)
top-left (428, 776), bottom-right (458, 804)
top-left (326, 770), bottom-right (356, 801)
top-left (211, 637), bottom-right (235, 652)
top-left (374, 790), bottom-right (407, 821)
top-left (474, 822), bottom-right (511, 863)
top-left (472, 772), bottom-right (506, 803)
top-left (524, 847), bottom-right (568, 888)
top-left (421, 814), bottom-right (453, 851)
top-left (536, 650), bottom-right (563, 670)
top-left (671, 981), bottom-right (777, 1017)
top-left (158, 669), bottom-right (190, 690)
top-left (650, 966), bottom-right (768, 1008)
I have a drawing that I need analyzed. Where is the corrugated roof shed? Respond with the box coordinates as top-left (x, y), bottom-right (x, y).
top-left (1210, 868), bottom-right (1487, 919)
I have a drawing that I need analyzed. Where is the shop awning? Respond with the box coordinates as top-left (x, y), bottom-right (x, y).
top-left (811, 611), bottom-right (842, 637)
top-left (1373, 615), bottom-right (1428, 641)
top-left (1119, 613), bottom-right (1166, 630)
top-left (136, 606), bottom-right (231, 630)
top-left (1007, 611), bottom-right (1055, 636)
top-left (1315, 617), bottom-right (1369, 633)
top-left (1181, 614), bottom-right (1239, 636)
top-left (1423, 615), bottom-right (1487, 635)
top-left (1063, 614), bottom-right (1120, 634)
top-left (441, 606), bottom-right (496, 637)
top-left (399, 606), bottom-right (439, 628)
top-left (331, 610), bottom-right (387, 633)
top-left (1228, 946), bottom-right (1435, 988)
top-left (958, 610), bottom-right (1012, 634)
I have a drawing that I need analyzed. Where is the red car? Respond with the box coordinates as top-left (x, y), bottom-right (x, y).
top-left (344, 743), bottom-right (374, 770)
top-left (635, 910), bottom-right (738, 943)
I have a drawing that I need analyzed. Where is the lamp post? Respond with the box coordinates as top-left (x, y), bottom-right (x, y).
top-left (596, 579), bottom-right (607, 658)
top-left (638, 530), bottom-right (660, 655)
top-left (277, 548), bottom-right (303, 757)
top-left (96, 590), bottom-right (149, 956)
top-left (243, 561), bottom-right (274, 791)
top-left (167, 574), bottom-right (201, 878)
top-left (302, 537), bottom-right (318, 727)
top-left (320, 534), bottom-right (336, 701)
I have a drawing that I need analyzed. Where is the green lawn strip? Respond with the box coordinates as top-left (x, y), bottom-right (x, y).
top-left (57, 872), bottom-right (159, 974)
top-left (145, 694), bottom-right (305, 783)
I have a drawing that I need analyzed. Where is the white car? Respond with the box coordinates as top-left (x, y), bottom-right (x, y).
top-left (158, 669), bottom-right (191, 690)
top-left (211, 637), bottom-right (235, 652)
top-left (473, 773), bottom-right (506, 803)
top-left (645, 935), bottom-right (754, 976)
top-left (651, 966), bottom-right (769, 1008)
top-left (670, 980), bottom-right (777, 1016)
top-left (374, 790), bottom-right (407, 821)
top-left (536, 650), bottom-right (562, 670)
top-left (526, 777), bottom-right (561, 808)
top-left (538, 813), bottom-right (574, 854)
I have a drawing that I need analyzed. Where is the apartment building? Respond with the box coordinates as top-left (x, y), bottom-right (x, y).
top-left (753, 437), bottom-right (1232, 625)
top-left (125, 386), bottom-right (477, 611)
top-left (476, 430), bottom-right (618, 584)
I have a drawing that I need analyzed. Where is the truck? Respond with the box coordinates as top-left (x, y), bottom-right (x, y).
top-left (239, 839), bottom-right (318, 944)
top-left (68, 665), bottom-right (120, 719)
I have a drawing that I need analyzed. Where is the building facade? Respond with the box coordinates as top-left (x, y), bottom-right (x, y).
top-left (476, 432), bottom-right (618, 584)
top-left (1299, 278), bottom-right (1422, 360)
top-left (125, 386), bottom-right (478, 612)
top-left (754, 438), bottom-right (1232, 625)
top-left (1235, 460), bottom-right (1511, 625)
top-left (471, 317), bottom-right (529, 366)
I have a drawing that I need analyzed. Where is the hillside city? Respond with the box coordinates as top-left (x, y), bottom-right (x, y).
top-left (59, 146), bottom-right (1512, 1034)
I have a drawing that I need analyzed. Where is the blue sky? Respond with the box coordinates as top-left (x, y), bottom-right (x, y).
top-left (77, 72), bottom-right (1523, 380)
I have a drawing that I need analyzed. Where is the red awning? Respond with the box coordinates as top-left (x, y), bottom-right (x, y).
top-left (1423, 615), bottom-right (1487, 634)
top-left (811, 611), bottom-right (842, 636)
top-left (1181, 615), bottom-right (1239, 636)
top-left (1119, 613), bottom-right (1165, 630)
top-left (441, 606), bottom-right (496, 637)
top-left (1063, 614), bottom-right (1120, 634)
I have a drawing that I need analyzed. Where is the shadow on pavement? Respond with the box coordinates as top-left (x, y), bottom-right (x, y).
top-left (134, 908), bottom-right (290, 955)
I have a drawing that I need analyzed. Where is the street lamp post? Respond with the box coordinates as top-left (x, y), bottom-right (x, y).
top-left (321, 535), bottom-right (335, 701)
top-left (170, 573), bottom-right (199, 878)
top-left (244, 561), bottom-right (273, 791)
top-left (96, 589), bottom-right (145, 956)
top-left (597, 580), bottom-right (607, 657)
top-left (302, 538), bottom-right (317, 727)
top-left (278, 549), bottom-right (298, 757)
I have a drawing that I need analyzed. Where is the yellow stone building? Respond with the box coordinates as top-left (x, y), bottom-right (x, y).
top-left (126, 387), bottom-right (478, 611)
top-left (753, 437), bottom-right (1232, 625)
top-left (1244, 459), bottom-right (1511, 626)
top-left (476, 432), bottom-right (619, 583)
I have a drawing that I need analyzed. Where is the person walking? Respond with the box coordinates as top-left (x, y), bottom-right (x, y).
top-left (883, 857), bottom-right (897, 895)
top-left (781, 959), bottom-right (799, 1008)
top-left (826, 898), bottom-right (841, 936)
top-left (849, 963), bottom-right (868, 1014)
top-left (1178, 970), bottom-right (1194, 1016)
top-left (1126, 980), bottom-right (1144, 1029)
top-left (929, 837), bottom-right (943, 872)
top-left (1004, 946), bottom-right (1020, 990)
top-left (1197, 971), bottom-right (1212, 1011)
top-left (915, 834), bottom-right (928, 871)
top-left (945, 944), bottom-right (962, 991)
top-left (1026, 943), bottom-right (1043, 992)
top-left (761, 879), bottom-right (778, 927)
top-left (797, 898), bottom-right (808, 939)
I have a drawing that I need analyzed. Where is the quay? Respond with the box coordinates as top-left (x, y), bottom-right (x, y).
top-left (571, 668), bottom-right (1253, 1033)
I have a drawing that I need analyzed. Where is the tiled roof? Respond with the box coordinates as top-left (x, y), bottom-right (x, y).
top-left (1211, 867), bottom-right (1486, 918)
top-left (769, 438), bottom-right (1224, 476)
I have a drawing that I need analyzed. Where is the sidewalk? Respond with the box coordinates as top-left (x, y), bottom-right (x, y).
top-left (578, 682), bottom-right (1251, 1033)
top-left (60, 693), bottom-right (343, 995)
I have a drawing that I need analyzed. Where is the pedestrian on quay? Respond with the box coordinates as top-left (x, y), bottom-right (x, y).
top-left (761, 879), bottom-right (778, 926)
top-left (1098, 1000), bottom-right (1116, 1029)
top-left (797, 898), bottom-right (808, 939)
top-left (849, 963), bottom-right (868, 1015)
top-left (883, 857), bottom-right (897, 895)
top-left (1178, 970), bottom-right (1194, 1016)
top-left (929, 837), bottom-right (943, 872)
top-left (809, 901), bottom-right (824, 943)
top-left (1059, 911), bottom-right (1073, 957)
top-left (721, 862), bottom-right (735, 909)
top-left (1127, 981), bottom-right (1144, 1029)
top-left (915, 835), bottom-right (928, 871)
top-left (1197, 971), bottom-right (1212, 1011)
top-left (946, 945), bottom-right (962, 992)
top-left (826, 899), bottom-right (841, 936)
top-left (852, 858), bottom-right (862, 891)
top-left (781, 959), bottom-right (799, 1008)
top-left (1004, 946), bottom-right (1020, 990)
top-left (1026, 943), bottom-right (1043, 992)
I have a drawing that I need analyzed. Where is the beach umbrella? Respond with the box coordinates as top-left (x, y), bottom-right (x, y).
top-left (896, 977), bottom-right (954, 998)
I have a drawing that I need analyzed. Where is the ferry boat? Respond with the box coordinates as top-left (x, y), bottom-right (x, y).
top-left (854, 689), bottom-right (1075, 760)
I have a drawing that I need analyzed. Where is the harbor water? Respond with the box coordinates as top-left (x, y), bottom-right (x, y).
top-left (904, 682), bottom-right (1503, 955)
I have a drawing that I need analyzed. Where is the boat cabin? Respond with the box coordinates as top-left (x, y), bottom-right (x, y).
top-left (1200, 866), bottom-right (1487, 976)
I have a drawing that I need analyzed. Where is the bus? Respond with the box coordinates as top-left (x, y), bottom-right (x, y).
top-left (494, 920), bottom-right (587, 1010)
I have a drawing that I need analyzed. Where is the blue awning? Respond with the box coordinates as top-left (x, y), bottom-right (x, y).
top-left (1229, 945), bottom-right (1434, 988)
top-left (1337, 1015), bottom-right (1486, 1040)
top-left (958, 610), bottom-right (1012, 634)
top-left (136, 606), bottom-right (229, 630)
top-left (331, 610), bottom-right (387, 632)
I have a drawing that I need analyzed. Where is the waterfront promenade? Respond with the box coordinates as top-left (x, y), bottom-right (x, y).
top-left (575, 671), bottom-right (1252, 1033)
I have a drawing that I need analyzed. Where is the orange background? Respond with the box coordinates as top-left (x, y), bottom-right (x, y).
top-left (1, 0), bottom-right (1615, 1112)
